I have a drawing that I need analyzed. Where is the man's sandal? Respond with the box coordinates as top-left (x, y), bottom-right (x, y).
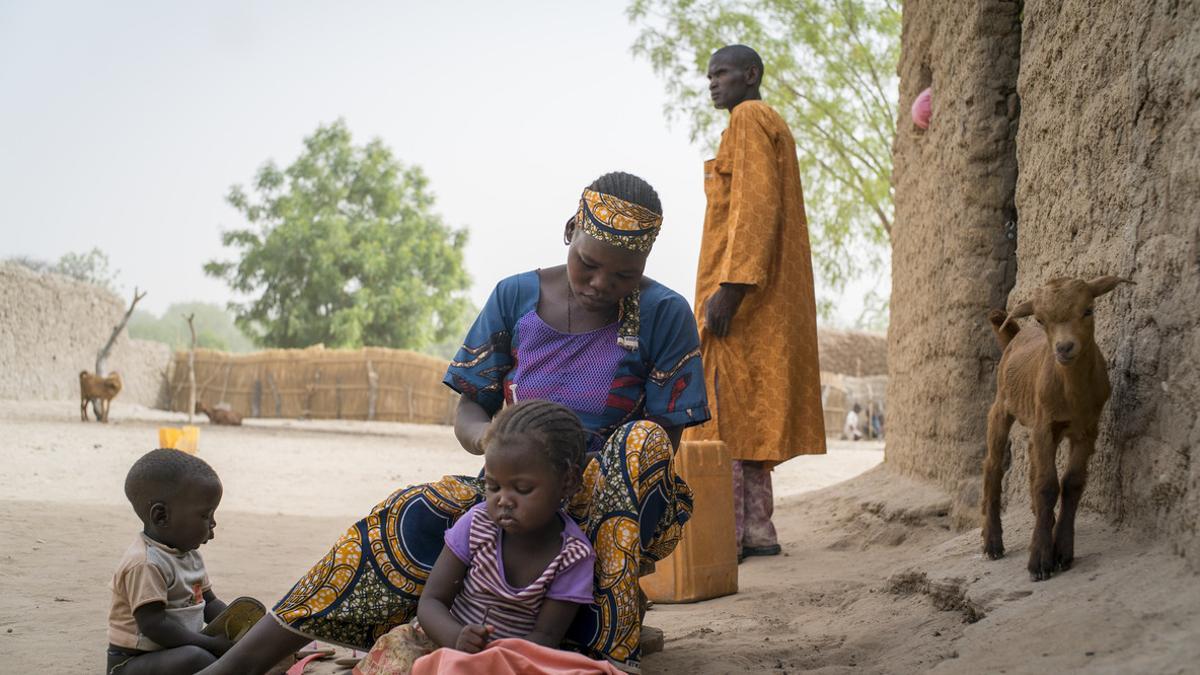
top-left (741, 544), bottom-right (782, 558)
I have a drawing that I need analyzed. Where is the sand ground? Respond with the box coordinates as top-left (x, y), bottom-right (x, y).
top-left (1, 399), bottom-right (1196, 674)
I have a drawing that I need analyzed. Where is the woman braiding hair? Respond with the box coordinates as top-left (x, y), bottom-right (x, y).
top-left (199, 172), bottom-right (710, 675)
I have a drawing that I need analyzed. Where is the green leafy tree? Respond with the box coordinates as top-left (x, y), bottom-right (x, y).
top-left (128, 302), bottom-right (257, 352)
top-left (53, 247), bottom-right (120, 291)
top-left (7, 248), bottom-right (121, 291)
top-left (205, 120), bottom-right (472, 351)
top-left (628, 0), bottom-right (900, 329)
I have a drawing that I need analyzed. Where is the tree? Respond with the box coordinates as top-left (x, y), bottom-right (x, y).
top-left (6, 248), bottom-right (120, 292)
top-left (205, 120), bottom-right (472, 351)
top-left (628, 0), bottom-right (900, 329)
top-left (128, 302), bottom-right (257, 352)
top-left (54, 247), bottom-right (121, 292)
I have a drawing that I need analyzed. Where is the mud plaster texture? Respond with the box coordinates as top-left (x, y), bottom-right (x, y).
top-left (1007, 0), bottom-right (1200, 566)
top-left (0, 263), bottom-right (170, 408)
top-left (890, 0), bottom-right (1200, 570)
top-left (888, 0), bottom-right (1022, 526)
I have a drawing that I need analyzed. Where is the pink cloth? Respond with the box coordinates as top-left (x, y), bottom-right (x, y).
top-left (911, 87), bottom-right (932, 129)
top-left (412, 638), bottom-right (623, 675)
top-left (287, 653), bottom-right (328, 675)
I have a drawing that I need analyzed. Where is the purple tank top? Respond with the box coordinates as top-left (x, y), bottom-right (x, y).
top-left (508, 311), bottom-right (626, 452)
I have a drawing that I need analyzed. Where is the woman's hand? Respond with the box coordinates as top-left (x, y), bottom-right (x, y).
top-left (455, 624), bottom-right (491, 653)
top-left (453, 397), bottom-right (492, 455)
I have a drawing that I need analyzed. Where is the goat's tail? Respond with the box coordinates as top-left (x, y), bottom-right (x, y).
top-left (988, 309), bottom-right (1019, 349)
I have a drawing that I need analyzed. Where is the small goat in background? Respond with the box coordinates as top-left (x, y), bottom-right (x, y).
top-left (195, 401), bottom-right (243, 426)
top-left (80, 370), bottom-right (122, 423)
top-left (981, 275), bottom-right (1132, 581)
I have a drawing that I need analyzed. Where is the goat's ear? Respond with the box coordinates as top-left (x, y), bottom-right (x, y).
top-left (1086, 275), bottom-right (1134, 298)
top-left (998, 300), bottom-right (1034, 332)
top-left (1008, 300), bottom-right (1035, 319)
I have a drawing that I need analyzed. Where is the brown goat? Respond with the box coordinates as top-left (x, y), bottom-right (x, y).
top-left (981, 275), bottom-right (1132, 580)
top-left (195, 401), bottom-right (243, 426)
top-left (80, 370), bottom-right (122, 422)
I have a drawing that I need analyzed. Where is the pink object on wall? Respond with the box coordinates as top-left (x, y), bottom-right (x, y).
top-left (911, 87), bottom-right (932, 129)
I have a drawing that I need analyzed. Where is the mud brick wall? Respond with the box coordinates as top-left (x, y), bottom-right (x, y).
top-left (889, 0), bottom-right (1199, 567)
top-left (888, 0), bottom-right (1022, 526)
top-left (1005, 0), bottom-right (1199, 564)
top-left (0, 263), bottom-right (170, 407)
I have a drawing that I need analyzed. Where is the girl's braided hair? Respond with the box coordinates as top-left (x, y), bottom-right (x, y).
top-left (483, 400), bottom-right (588, 482)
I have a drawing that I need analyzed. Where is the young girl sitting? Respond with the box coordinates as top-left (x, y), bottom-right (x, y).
top-left (419, 399), bottom-right (596, 649)
top-left (355, 400), bottom-right (597, 673)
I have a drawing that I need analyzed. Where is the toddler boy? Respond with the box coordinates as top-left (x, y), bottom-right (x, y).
top-left (107, 449), bottom-right (231, 674)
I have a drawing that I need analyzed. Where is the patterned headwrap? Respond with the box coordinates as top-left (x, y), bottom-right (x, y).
top-left (574, 189), bottom-right (664, 351)
top-left (576, 189), bottom-right (664, 253)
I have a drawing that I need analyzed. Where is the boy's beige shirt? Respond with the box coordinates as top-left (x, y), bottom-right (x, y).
top-left (107, 533), bottom-right (212, 650)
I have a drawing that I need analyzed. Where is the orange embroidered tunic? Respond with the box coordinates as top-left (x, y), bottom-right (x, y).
top-left (684, 100), bottom-right (826, 466)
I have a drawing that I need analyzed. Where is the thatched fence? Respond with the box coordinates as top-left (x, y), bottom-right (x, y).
top-left (165, 341), bottom-right (884, 434)
top-left (168, 345), bottom-right (456, 424)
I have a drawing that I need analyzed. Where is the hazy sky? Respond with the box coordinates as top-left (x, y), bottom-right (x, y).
top-left (1, 1), bottom-right (878, 325)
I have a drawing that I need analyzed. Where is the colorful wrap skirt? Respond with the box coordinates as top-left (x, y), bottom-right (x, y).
top-left (272, 420), bottom-right (692, 672)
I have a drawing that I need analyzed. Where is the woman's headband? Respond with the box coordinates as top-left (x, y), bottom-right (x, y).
top-left (575, 189), bottom-right (663, 253)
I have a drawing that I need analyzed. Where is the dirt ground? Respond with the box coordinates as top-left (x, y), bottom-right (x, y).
top-left (1, 400), bottom-right (1196, 674)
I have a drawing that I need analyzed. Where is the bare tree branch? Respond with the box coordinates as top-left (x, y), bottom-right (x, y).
top-left (91, 287), bottom-right (146, 418)
top-left (185, 313), bottom-right (197, 425)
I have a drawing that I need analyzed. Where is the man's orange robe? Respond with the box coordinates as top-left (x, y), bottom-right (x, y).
top-left (684, 100), bottom-right (826, 466)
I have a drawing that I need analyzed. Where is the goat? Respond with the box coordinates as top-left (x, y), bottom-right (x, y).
top-left (80, 370), bottom-right (122, 423)
top-left (981, 275), bottom-right (1132, 581)
top-left (195, 401), bottom-right (243, 426)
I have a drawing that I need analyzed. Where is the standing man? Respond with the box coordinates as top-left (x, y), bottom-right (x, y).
top-left (685, 44), bottom-right (826, 561)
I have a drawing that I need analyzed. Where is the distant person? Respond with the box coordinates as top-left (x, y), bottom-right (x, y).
top-left (871, 409), bottom-right (884, 440)
top-left (107, 450), bottom-right (240, 674)
top-left (198, 172), bottom-right (710, 674)
top-left (844, 403), bottom-right (863, 441)
top-left (355, 401), bottom-right (600, 672)
top-left (685, 44), bottom-right (826, 563)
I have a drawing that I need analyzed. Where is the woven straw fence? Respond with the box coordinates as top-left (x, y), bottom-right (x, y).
top-left (168, 345), bottom-right (457, 424)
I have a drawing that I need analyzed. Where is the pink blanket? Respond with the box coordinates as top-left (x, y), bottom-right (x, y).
top-left (411, 638), bottom-right (624, 675)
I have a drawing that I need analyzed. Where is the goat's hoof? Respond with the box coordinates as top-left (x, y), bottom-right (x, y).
top-left (1028, 562), bottom-right (1055, 581)
top-left (1028, 551), bottom-right (1056, 581)
top-left (982, 525), bottom-right (1004, 559)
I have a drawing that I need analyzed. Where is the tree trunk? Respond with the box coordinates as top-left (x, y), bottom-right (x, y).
top-left (366, 359), bottom-right (378, 421)
top-left (185, 314), bottom-right (196, 425)
top-left (92, 287), bottom-right (146, 418)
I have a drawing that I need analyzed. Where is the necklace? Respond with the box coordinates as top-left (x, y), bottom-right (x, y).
top-left (566, 276), bottom-right (574, 333)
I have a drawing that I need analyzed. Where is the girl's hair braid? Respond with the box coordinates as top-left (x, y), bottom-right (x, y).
top-left (484, 400), bottom-right (588, 481)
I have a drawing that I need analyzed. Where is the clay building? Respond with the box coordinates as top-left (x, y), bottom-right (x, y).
top-left (887, 0), bottom-right (1198, 567)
